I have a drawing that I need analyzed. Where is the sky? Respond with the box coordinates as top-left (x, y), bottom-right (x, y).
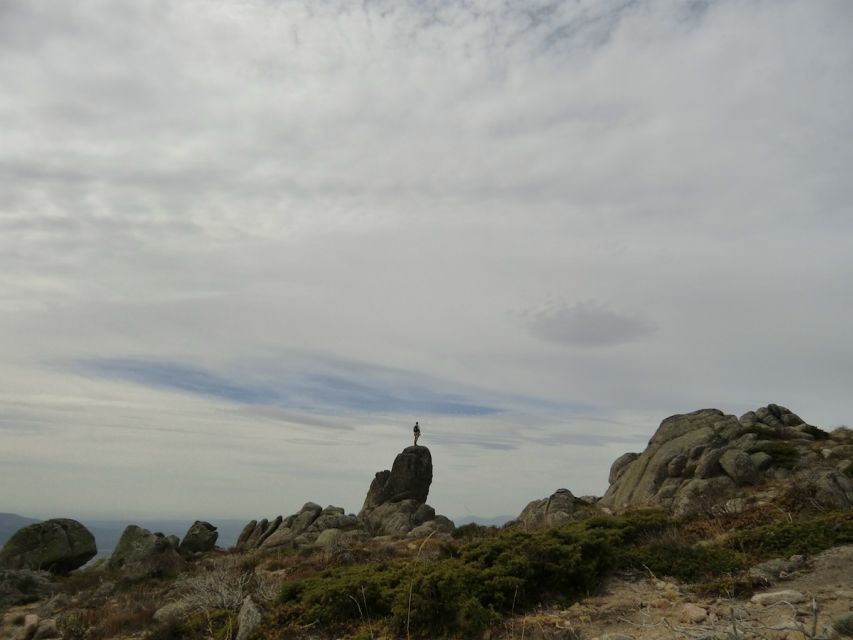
top-left (1, 0), bottom-right (852, 523)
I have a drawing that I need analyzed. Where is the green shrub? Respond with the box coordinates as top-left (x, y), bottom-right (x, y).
top-left (758, 442), bottom-right (800, 468)
top-left (451, 522), bottom-right (499, 540)
top-left (271, 509), bottom-right (853, 638)
top-left (694, 574), bottom-right (764, 598)
top-left (275, 512), bottom-right (661, 637)
top-left (278, 561), bottom-right (404, 627)
top-left (727, 511), bottom-right (853, 558)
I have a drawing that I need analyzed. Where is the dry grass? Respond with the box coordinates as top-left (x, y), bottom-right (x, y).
top-left (171, 557), bottom-right (278, 612)
top-left (59, 584), bottom-right (159, 640)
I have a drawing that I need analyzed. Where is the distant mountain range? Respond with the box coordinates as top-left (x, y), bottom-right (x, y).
top-left (0, 513), bottom-right (40, 543)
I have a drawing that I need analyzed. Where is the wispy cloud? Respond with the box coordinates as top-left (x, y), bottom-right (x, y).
top-left (74, 356), bottom-right (504, 416)
top-left (1, 0), bottom-right (851, 520)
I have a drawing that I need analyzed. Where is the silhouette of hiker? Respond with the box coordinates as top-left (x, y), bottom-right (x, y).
top-left (413, 421), bottom-right (421, 446)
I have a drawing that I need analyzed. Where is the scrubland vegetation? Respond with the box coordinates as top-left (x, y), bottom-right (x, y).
top-left (117, 508), bottom-right (852, 639)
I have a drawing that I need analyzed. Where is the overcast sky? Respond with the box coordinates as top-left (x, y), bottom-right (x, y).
top-left (1, 0), bottom-right (851, 523)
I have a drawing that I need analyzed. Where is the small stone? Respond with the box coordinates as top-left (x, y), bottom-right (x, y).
top-left (38, 593), bottom-right (70, 618)
top-left (33, 619), bottom-right (59, 640)
top-left (750, 590), bottom-right (807, 606)
top-left (680, 603), bottom-right (708, 624)
top-left (24, 615), bottom-right (39, 636)
top-left (153, 600), bottom-right (194, 624)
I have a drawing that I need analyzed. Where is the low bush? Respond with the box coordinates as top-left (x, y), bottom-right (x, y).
top-left (273, 511), bottom-right (665, 637)
top-left (264, 508), bottom-right (853, 638)
top-left (726, 511), bottom-right (853, 559)
top-left (758, 442), bottom-right (801, 468)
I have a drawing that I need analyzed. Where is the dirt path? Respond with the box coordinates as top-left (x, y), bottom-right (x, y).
top-left (500, 545), bottom-right (853, 640)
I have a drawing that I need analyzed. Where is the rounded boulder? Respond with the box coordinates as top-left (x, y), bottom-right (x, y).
top-left (0, 519), bottom-right (97, 574)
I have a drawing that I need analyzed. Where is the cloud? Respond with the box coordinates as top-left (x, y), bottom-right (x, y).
top-left (526, 302), bottom-right (656, 347)
top-left (74, 356), bottom-right (504, 416)
top-left (0, 0), bottom-right (851, 520)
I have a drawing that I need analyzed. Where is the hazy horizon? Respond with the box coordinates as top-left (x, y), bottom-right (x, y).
top-left (2, 1), bottom-right (851, 522)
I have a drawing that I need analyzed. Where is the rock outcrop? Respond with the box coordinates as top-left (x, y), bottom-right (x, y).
top-left (178, 521), bottom-right (218, 556)
top-left (0, 519), bottom-right (97, 574)
top-left (109, 525), bottom-right (184, 576)
top-left (235, 503), bottom-right (362, 552)
top-left (361, 445), bottom-right (433, 511)
top-left (358, 445), bottom-right (455, 536)
top-left (600, 404), bottom-right (853, 516)
top-left (510, 489), bottom-right (595, 530)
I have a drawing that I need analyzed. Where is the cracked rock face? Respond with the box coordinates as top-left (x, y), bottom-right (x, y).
top-left (599, 404), bottom-right (853, 516)
top-left (0, 519), bottom-right (97, 573)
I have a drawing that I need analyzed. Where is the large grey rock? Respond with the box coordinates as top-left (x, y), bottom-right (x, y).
top-left (246, 516), bottom-right (287, 549)
top-left (235, 520), bottom-right (256, 550)
top-left (108, 525), bottom-right (184, 576)
top-left (602, 404), bottom-right (845, 515)
top-left (178, 521), bottom-right (218, 556)
top-left (357, 445), bottom-right (453, 536)
top-left (671, 477), bottom-right (736, 517)
top-left (360, 445), bottom-right (433, 513)
top-left (258, 525), bottom-right (296, 551)
top-left (600, 409), bottom-right (723, 511)
top-left (239, 503), bottom-right (361, 551)
top-left (0, 519), bottom-right (96, 574)
top-left (305, 507), bottom-right (359, 535)
top-left (291, 503), bottom-right (322, 535)
top-left (514, 489), bottom-right (586, 530)
top-left (806, 470), bottom-right (853, 509)
top-left (407, 516), bottom-right (456, 538)
top-left (719, 449), bottom-right (760, 485)
top-left (609, 453), bottom-right (639, 484)
top-left (361, 500), bottom-right (425, 536)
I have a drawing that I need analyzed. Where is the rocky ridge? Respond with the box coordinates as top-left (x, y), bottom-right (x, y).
top-left (599, 404), bottom-right (853, 516)
top-left (235, 444), bottom-right (454, 550)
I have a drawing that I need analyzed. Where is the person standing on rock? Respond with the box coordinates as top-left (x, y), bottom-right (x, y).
top-left (413, 421), bottom-right (421, 446)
